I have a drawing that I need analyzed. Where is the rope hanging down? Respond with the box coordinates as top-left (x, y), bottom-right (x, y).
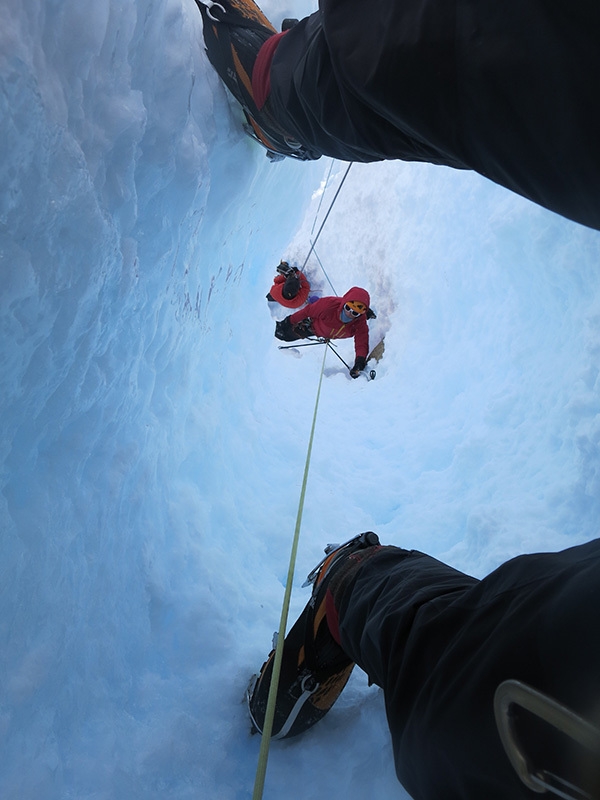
top-left (310, 159), bottom-right (335, 238)
top-left (252, 345), bottom-right (329, 800)
top-left (300, 161), bottom-right (353, 293)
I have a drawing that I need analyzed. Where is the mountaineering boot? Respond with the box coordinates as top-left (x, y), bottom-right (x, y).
top-left (247, 532), bottom-right (381, 739)
top-left (195, 0), bottom-right (321, 161)
top-left (276, 260), bottom-right (295, 278)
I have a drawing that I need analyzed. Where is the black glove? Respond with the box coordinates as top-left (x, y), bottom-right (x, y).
top-left (350, 356), bottom-right (367, 378)
top-left (275, 316), bottom-right (300, 341)
top-left (293, 318), bottom-right (313, 338)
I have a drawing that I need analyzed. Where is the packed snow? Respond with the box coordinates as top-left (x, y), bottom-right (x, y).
top-left (1, 0), bottom-right (599, 798)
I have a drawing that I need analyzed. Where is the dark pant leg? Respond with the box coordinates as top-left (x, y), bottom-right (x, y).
top-left (336, 541), bottom-right (600, 800)
top-left (269, 0), bottom-right (600, 229)
top-left (336, 547), bottom-right (478, 692)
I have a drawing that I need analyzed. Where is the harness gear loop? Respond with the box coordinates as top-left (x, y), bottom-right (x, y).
top-left (252, 345), bottom-right (329, 800)
top-left (494, 679), bottom-right (600, 800)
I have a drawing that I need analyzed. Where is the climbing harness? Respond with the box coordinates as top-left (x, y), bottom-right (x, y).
top-left (252, 346), bottom-right (328, 800)
top-left (494, 680), bottom-right (600, 800)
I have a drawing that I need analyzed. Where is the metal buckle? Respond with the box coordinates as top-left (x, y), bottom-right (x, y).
top-left (199, 0), bottom-right (226, 21)
top-left (494, 680), bottom-right (600, 800)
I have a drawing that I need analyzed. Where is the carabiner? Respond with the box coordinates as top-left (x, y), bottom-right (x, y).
top-left (494, 680), bottom-right (600, 800)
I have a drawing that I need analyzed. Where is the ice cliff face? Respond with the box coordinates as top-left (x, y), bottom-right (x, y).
top-left (1, 1), bottom-right (600, 798)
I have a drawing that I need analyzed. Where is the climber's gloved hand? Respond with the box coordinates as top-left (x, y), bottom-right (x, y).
top-left (350, 356), bottom-right (367, 378)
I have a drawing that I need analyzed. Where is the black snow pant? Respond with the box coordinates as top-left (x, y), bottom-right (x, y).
top-left (335, 539), bottom-right (600, 800)
top-left (267, 0), bottom-right (600, 231)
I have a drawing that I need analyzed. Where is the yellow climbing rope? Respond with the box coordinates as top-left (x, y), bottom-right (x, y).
top-left (251, 345), bottom-right (328, 800)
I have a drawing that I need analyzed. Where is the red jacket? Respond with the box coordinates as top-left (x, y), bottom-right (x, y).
top-left (269, 271), bottom-right (311, 308)
top-left (289, 287), bottom-right (370, 358)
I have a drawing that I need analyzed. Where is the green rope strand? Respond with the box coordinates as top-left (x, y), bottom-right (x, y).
top-left (251, 345), bottom-right (328, 800)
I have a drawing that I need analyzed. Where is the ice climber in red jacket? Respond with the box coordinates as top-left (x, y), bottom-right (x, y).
top-left (266, 261), bottom-right (311, 309)
top-left (275, 287), bottom-right (372, 378)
